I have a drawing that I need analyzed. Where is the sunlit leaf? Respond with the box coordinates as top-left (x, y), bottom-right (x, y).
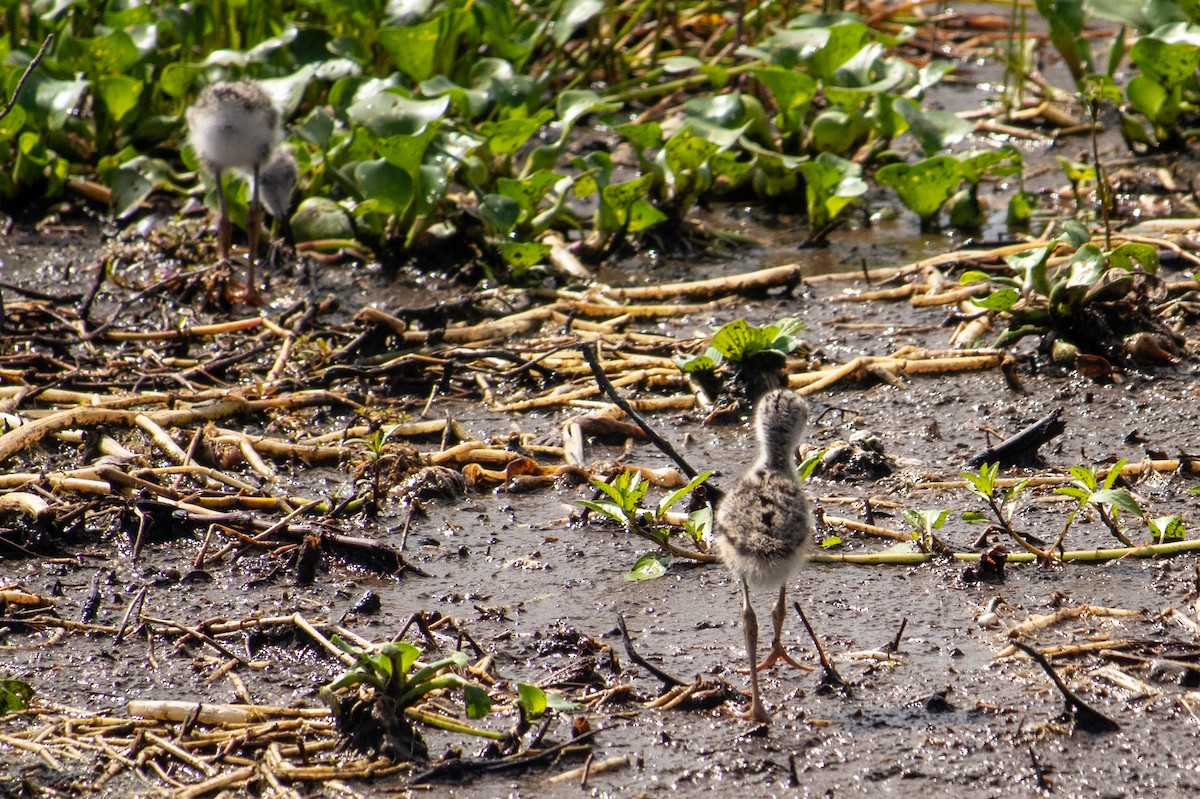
top-left (463, 683), bottom-right (492, 719)
top-left (626, 551), bottom-right (671, 581)
top-left (875, 156), bottom-right (962, 221)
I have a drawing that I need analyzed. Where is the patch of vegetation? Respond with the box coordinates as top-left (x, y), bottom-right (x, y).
top-left (960, 222), bottom-right (1171, 368)
top-left (1, 0), bottom-right (1055, 280)
top-left (578, 468), bottom-right (713, 580)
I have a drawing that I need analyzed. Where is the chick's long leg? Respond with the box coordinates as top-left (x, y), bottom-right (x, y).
top-left (742, 578), bottom-right (772, 724)
top-left (753, 586), bottom-right (813, 673)
top-left (244, 163), bottom-right (264, 302)
top-left (214, 168), bottom-right (232, 261)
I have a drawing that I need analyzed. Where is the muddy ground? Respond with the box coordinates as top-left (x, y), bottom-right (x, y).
top-left (0, 196), bottom-right (1199, 799)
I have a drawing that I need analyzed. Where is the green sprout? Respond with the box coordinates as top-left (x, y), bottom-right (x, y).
top-left (320, 637), bottom-right (500, 762)
top-left (578, 468), bottom-right (713, 580)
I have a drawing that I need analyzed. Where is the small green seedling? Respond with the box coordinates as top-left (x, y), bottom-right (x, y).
top-left (960, 462), bottom-right (1043, 558)
top-left (1053, 460), bottom-right (1143, 548)
top-left (901, 508), bottom-right (953, 555)
top-left (579, 469), bottom-right (713, 580)
top-left (321, 637), bottom-right (499, 761)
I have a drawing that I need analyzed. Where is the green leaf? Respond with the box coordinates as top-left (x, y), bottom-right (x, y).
top-left (1090, 488), bottom-right (1143, 517)
top-left (347, 92), bottom-right (449, 139)
top-left (627, 198), bottom-right (668, 233)
top-left (96, 75), bottom-right (142, 127)
top-left (1149, 515), bottom-right (1186, 543)
top-left (480, 115), bottom-right (549, 158)
top-left (875, 156), bottom-right (962, 221)
top-left (0, 678), bottom-right (34, 713)
top-left (480, 193), bottom-right (521, 237)
top-left (463, 683), bottom-right (492, 719)
top-left (961, 511), bottom-right (989, 523)
top-left (752, 66), bottom-right (818, 113)
top-left (711, 319), bottom-right (757, 361)
top-left (378, 20), bottom-right (444, 82)
top-left (626, 551), bottom-right (671, 581)
top-left (501, 242), bottom-right (551, 271)
top-left (820, 535), bottom-right (842, 549)
top-left (1130, 32), bottom-right (1200, 88)
top-left (553, 0), bottom-right (603, 46)
top-left (1126, 74), bottom-right (1171, 124)
top-left (615, 121), bottom-right (664, 152)
top-left (577, 499), bottom-right (629, 526)
top-left (797, 450), bottom-right (825, 481)
top-left (656, 471), bottom-right (713, 518)
top-left (665, 130), bottom-right (721, 174)
top-left (354, 159), bottom-right (414, 218)
top-left (516, 683), bottom-right (549, 718)
top-left (1102, 459), bottom-right (1128, 490)
top-left (1106, 242), bottom-right (1158, 275)
top-left (971, 288), bottom-right (1019, 312)
top-left (894, 97), bottom-right (973, 156)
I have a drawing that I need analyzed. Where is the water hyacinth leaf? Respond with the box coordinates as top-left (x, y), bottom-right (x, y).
top-left (501, 241), bottom-right (551, 271)
top-left (378, 127), bottom-right (440, 176)
top-left (556, 90), bottom-right (621, 141)
top-left (627, 198), bottom-right (668, 233)
top-left (752, 66), bottom-right (818, 112)
top-left (28, 74), bottom-right (89, 129)
top-left (160, 63), bottom-right (204, 99)
top-left (710, 150), bottom-right (755, 188)
top-left (97, 75), bottom-right (142, 127)
top-left (291, 197), bottom-right (355, 242)
top-left (601, 173), bottom-right (655, 216)
top-left (1059, 219), bottom-right (1092, 248)
top-left (616, 121), bottom-right (664, 153)
top-left (1149, 515), bottom-right (1185, 542)
top-left (516, 683), bottom-right (549, 718)
top-left (627, 551), bottom-right (671, 581)
top-left (297, 107), bottom-right (335, 148)
top-left (1007, 191), bottom-right (1036, 227)
top-left (1064, 244), bottom-right (1107, 289)
top-left (1084, 0), bottom-right (1182, 32)
top-left (378, 20), bottom-right (443, 82)
top-left (354, 159), bottom-right (414, 217)
top-left (958, 147), bottom-right (1022, 183)
top-left (463, 683), bottom-right (492, 719)
top-left (0, 679), bottom-right (34, 713)
top-left (260, 65), bottom-right (319, 117)
top-left (1057, 156), bottom-right (1096, 184)
top-left (1107, 242), bottom-right (1159, 274)
top-left (348, 93), bottom-right (449, 139)
top-left (553, 0), bottom-right (603, 46)
top-left (684, 93), bottom-right (770, 141)
top-left (806, 21), bottom-right (871, 81)
top-left (480, 193), bottom-right (521, 236)
top-left (710, 319), bottom-right (758, 361)
top-left (479, 113), bottom-right (550, 157)
top-left (676, 347), bottom-right (724, 373)
top-left (108, 166), bottom-right (155, 218)
top-left (80, 30), bottom-right (141, 75)
top-left (897, 98), bottom-right (969, 155)
top-left (0, 104), bottom-right (25, 140)
top-left (971, 288), bottom-right (1020, 312)
top-left (421, 75), bottom-right (488, 118)
top-left (1130, 32), bottom-right (1200, 88)
top-left (497, 171), bottom-right (562, 212)
top-left (661, 55), bottom-right (705, 73)
top-left (797, 152), bottom-right (867, 229)
top-left (876, 156), bottom-right (962, 221)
